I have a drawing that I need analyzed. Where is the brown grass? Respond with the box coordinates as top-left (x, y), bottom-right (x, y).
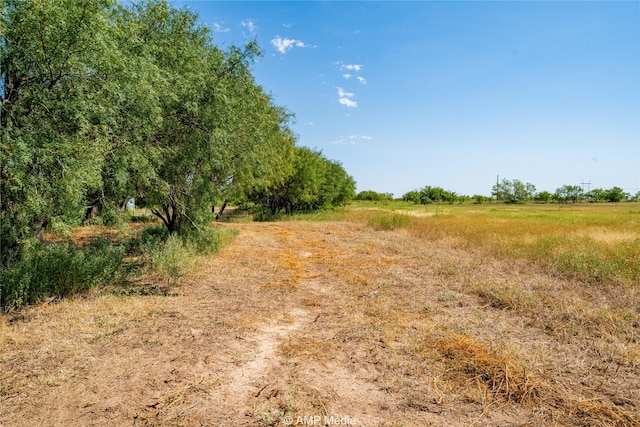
top-left (2, 206), bottom-right (639, 426)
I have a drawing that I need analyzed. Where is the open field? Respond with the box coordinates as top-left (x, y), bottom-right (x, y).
top-left (1, 203), bottom-right (639, 426)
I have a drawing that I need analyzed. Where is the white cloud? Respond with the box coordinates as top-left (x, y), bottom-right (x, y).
top-left (213, 22), bottom-right (230, 33)
top-left (271, 36), bottom-right (309, 54)
top-left (357, 76), bottom-right (367, 84)
top-left (333, 134), bottom-right (372, 144)
top-left (338, 98), bottom-right (357, 108)
top-left (242, 20), bottom-right (257, 34)
top-left (337, 87), bottom-right (354, 98)
top-left (342, 64), bottom-right (363, 72)
top-left (337, 87), bottom-right (357, 107)
top-left (342, 73), bottom-right (352, 79)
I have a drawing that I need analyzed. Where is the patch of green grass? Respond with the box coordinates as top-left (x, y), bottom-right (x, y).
top-left (344, 202), bottom-right (640, 288)
top-left (1, 238), bottom-right (127, 309)
top-left (437, 291), bottom-right (465, 303)
top-left (367, 213), bottom-right (413, 230)
top-left (130, 224), bottom-right (238, 283)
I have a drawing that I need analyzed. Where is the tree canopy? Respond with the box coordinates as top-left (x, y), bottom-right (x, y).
top-left (492, 179), bottom-right (536, 203)
top-left (247, 147), bottom-right (355, 216)
top-left (0, 0), bottom-right (299, 269)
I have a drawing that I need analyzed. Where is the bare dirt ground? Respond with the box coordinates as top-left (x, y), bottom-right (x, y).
top-left (1, 220), bottom-right (638, 426)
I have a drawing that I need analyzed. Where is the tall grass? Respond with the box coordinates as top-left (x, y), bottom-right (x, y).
top-left (1, 238), bottom-right (127, 309)
top-left (131, 224), bottom-right (238, 282)
top-left (1, 222), bottom-right (238, 309)
top-left (352, 202), bottom-right (640, 288)
top-left (367, 213), bottom-right (414, 230)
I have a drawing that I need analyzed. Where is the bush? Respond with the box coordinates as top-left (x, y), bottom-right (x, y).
top-left (132, 224), bottom-right (238, 281)
top-left (179, 224), bottom-right (236, 254)
top-left (402, 191), bottom-right (421, 204)
top-left (145, 233), bottom-right (188, 280)
top-left (1, 238), bottom-right (126, 309)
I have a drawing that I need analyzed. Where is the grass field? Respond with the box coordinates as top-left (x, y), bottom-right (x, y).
top-left (353, 201), bottom-right (640, 287)
top-left (1, 202), bottom-right (638, 426)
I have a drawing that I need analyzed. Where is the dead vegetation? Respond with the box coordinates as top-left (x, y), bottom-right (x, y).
top-left (1, 205), bottom-right (639, 426)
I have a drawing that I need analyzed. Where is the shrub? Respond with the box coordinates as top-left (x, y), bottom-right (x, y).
top-left (402, 190), bottom-right (421, 204)
top-left (132, 224), bottom-right (238, 281)
top-left (145, 234), bottom-right (188, 280)
top-left (1, 238), bottom-right (126, 309)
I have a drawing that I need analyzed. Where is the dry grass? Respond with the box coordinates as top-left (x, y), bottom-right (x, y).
top-left (2, 205), bottom-right (639, 426)
top-left (354, 202), bottom-right (640, 288)
top-left (432, 333), bottom-right (545, 406)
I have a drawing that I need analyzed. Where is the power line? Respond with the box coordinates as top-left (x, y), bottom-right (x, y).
top-left (580, 180), bottom-right (592, 193)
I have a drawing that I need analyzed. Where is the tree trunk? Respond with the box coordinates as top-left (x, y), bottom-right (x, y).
top-left (216, 199), bottom-right (228, 220)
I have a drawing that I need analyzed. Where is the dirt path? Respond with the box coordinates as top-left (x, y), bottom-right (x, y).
top-left (1, 220), bottom-right (638, 426)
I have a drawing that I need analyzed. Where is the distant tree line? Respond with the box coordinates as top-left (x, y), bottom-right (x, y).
top-left (396, 179), bottom-right (638, 206)
top-left (491, 179), bottom-right (636, 204)
top-left (355, 190), bottom-right (394, 202)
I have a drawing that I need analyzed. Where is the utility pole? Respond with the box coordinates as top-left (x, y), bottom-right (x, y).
top-left (580, 180), bottom-right (592, 193)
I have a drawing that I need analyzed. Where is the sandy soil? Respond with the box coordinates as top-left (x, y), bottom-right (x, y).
top-left (1, 220), bottom-right (638, 426)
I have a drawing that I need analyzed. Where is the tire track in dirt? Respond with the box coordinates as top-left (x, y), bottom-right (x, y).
top-left (212, 221), bottom-right (396, 425)
top-left (222, 308), bottom-right (308, 406)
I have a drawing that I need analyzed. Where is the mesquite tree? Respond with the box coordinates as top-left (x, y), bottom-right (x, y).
top-left (0, 0), bottom-right (300, 275)
top-left (1, 0), bottom-right (119, 266)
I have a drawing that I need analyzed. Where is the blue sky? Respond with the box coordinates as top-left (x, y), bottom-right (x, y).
top-left (176, 0), bottom-right (639, 197)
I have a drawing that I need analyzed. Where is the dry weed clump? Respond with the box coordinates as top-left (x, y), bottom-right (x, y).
top-left (278, 335), bottom-right (336, 364)
top-left (433, 333), bottom-right (544, 405)
top-left (134, 376), bottom-right (220, 425)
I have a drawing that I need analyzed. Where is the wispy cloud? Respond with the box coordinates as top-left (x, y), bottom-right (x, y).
top-left (339, 98), bottom-right (357, 108)
top-left (271, 36), bottom-right (310, 54)
top-left (242, 19), bottom-right (257, 34)
top-left (337, 87), bottom-right (357, 107)
top-left (213, 22), bottom-right (230, 33)
top-left (333, 134), bottom-right (372, 144)
top-left (338, 63), bottom-right (366, 84)
top-left (342, 64), bottom-right (363, 72)
top-left (337, 87), bottom-right (354, 98)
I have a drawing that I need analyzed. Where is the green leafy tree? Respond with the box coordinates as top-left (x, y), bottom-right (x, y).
top-left (355, 190), bottom-right (393, 202)
top-left (534, 191), bottom-right (553, 203)
top-left (492, 179), bottom-right (536, 203)
top-left (209, 66), bottom-right (296, 219)
top-left (585, 188), bottom-right (606, 203)
top-left (249, 147), bottom-right (355, 216)
top-left (1, 0), bottom-right (120, 266)
top-left (604, 187), bottom-right (628, 203)
top-left (554, 185), bottom-right (583, 203)
top-left (402, 190), bottom-right (421, 204)
top-left (87, 3), bottom-right (166, 221)
top-left (121, 1), bottom-right (220, 233)
top-left (419, 186), bottom-right (458, 204)
top-left (317, 157), bottom-right (356, 208)
top-left (119, 1), bottom-right (295, 232)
